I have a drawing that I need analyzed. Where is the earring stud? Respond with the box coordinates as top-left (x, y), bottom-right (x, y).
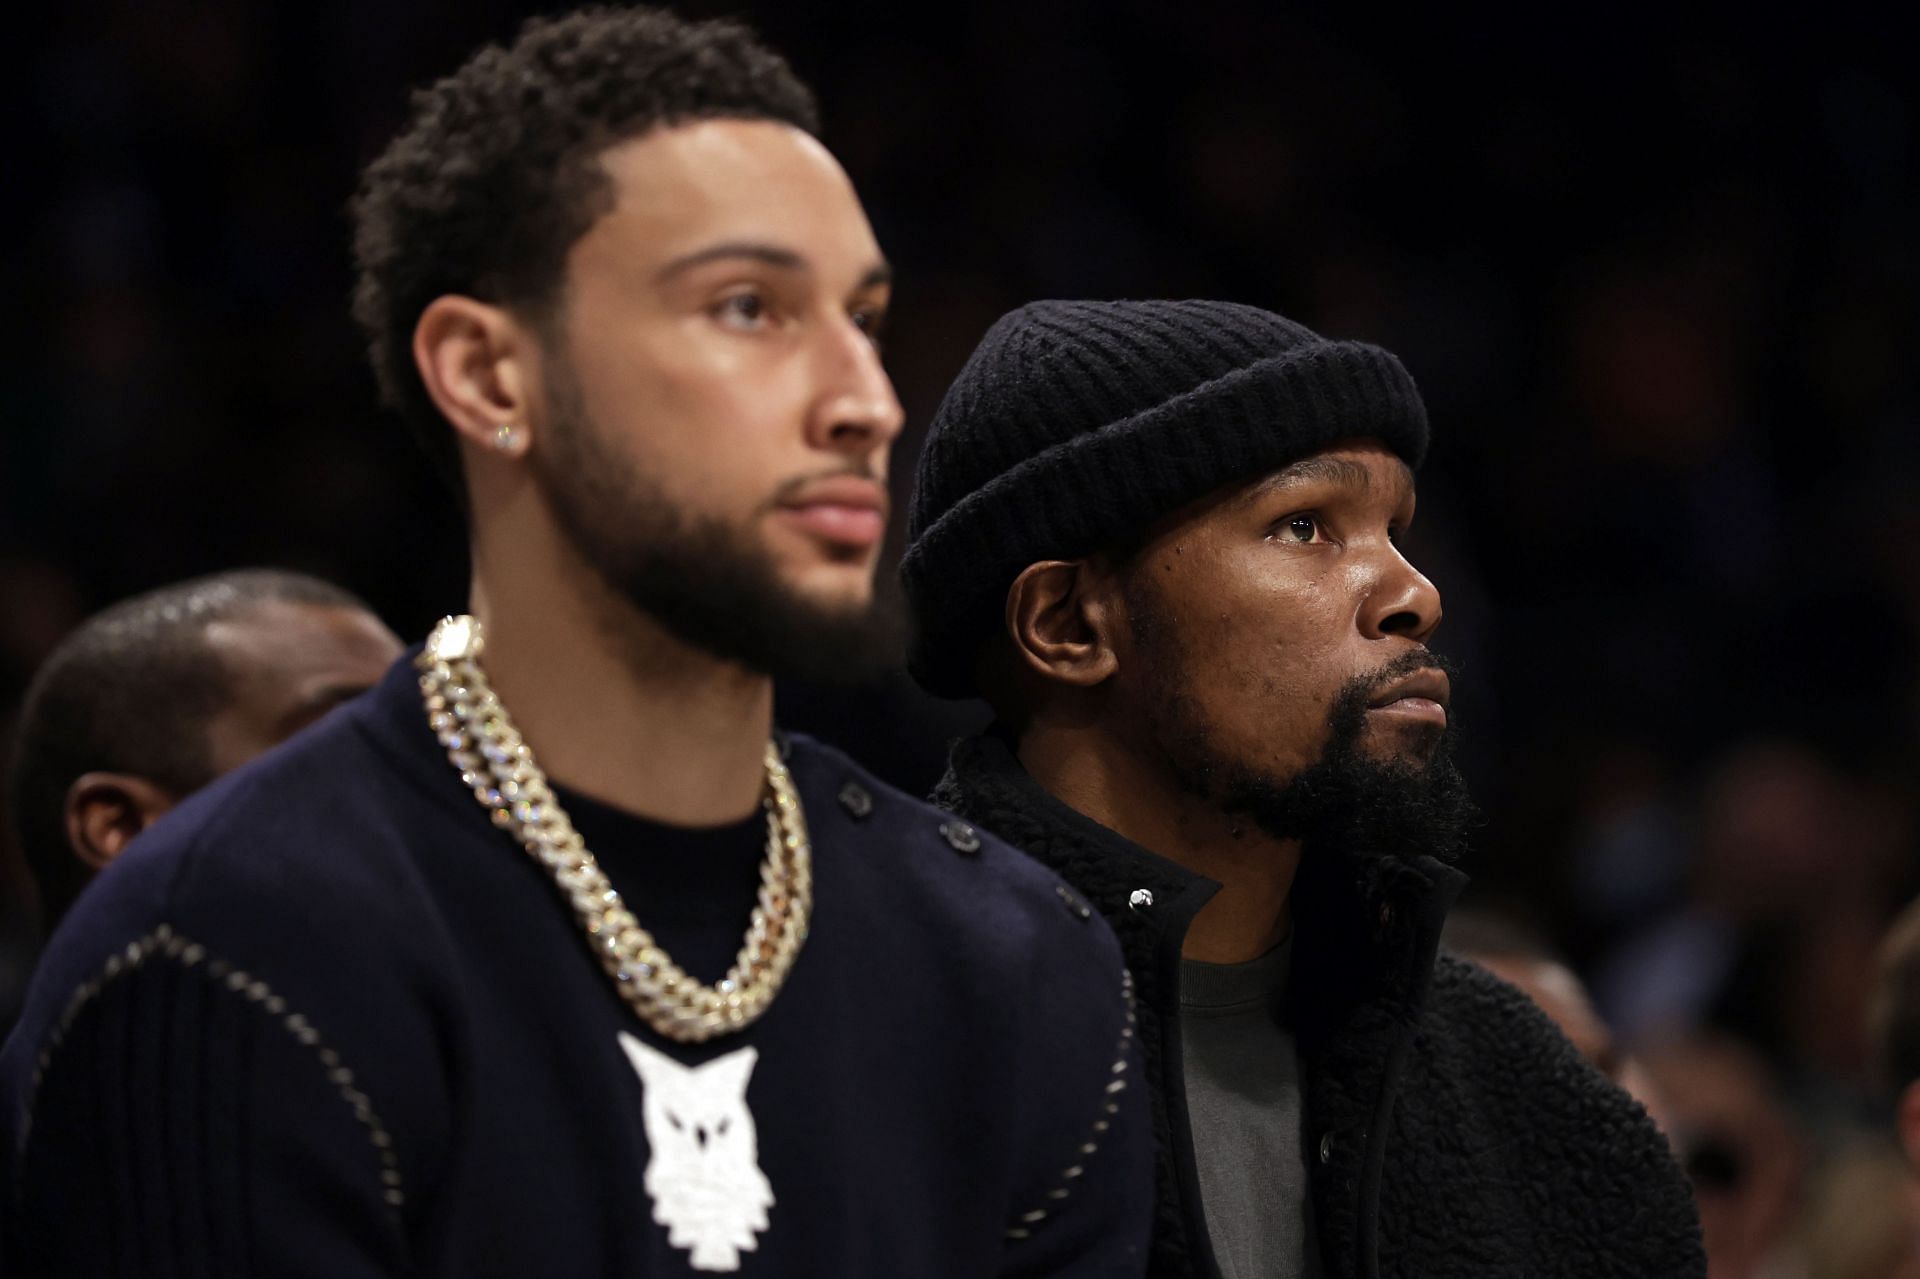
top-left (494, 424), bottom-right (522, 452)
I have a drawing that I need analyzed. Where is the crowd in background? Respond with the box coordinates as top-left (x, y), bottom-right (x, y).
top-left (4, 4), bottom-right (1917, 1274)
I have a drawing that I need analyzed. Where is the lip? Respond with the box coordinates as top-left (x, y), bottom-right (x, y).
top-left (774, 476), bottom-right (890, 550)
top-left (1366, 667), bottom-right (1451, 727)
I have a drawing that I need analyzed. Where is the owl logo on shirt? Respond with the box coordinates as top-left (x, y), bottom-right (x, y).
top-left (620, 1032), bottom-right (775, 1272)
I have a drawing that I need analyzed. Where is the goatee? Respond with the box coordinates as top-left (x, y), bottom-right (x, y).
top-left (1149, 643), bottom-right (1477, 866)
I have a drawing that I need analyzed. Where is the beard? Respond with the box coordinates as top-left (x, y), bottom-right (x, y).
top-left (529, 362), bottom-right (904, 685)
top-left (1133, 605), bottom-right (1476, 867)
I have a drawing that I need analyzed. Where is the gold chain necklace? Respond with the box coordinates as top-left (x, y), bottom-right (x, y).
top-left (415, 615), bottom-right (812, 1044)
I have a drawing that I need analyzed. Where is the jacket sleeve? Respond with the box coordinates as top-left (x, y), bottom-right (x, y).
top-left (997, 916), bottom-right (1155, 1277)
top-left (5, 931), bottom-right (412, 1278)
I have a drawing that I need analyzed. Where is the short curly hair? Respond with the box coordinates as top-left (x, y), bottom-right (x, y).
top-left (350, 7), bottom-right (819, 497)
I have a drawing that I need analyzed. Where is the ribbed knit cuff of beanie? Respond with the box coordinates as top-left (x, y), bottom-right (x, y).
top-left (901, 298), bottom-right (1431, 700)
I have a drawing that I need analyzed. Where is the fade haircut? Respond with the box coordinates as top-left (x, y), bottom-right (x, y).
top-left (1871, 897), bottom-right (1920, 1093)
top-left (7, 570), bottom-right (370, 923)
top-left (349, 6), bottom-right (820, 499)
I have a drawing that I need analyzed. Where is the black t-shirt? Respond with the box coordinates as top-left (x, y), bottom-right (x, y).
top-left (556, 784), bottom-right (769, 986)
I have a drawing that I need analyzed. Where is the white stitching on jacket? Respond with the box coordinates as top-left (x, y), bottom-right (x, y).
top-left (1006, 966), bottom-right (1139, 1241)
top-left (19, 924), bottom-right (407, 1217)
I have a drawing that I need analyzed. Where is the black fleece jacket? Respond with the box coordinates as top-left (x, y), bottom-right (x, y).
top-left (935, 734), bottom-right (1705, 1279)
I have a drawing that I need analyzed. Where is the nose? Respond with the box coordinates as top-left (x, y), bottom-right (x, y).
top-left (805, 317), bottom-right (905, 459)
top-left (1360, 543), bottom-right (1443, 644)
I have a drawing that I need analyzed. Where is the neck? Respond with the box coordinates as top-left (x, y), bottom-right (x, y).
top-left (466, 502), bottom-right (772, 827)
top-left (1018, 720), bottom-right (1298, 964)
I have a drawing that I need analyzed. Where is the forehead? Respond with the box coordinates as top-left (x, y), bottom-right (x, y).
top-left (578, 118), bottom-right (880, 274)
top-left (203, 601), bottom-right (400, 692)
top-left (1229, 441), bottom-right (1417, 509)
top-left (1140, 439), bottom-right (1416, 546)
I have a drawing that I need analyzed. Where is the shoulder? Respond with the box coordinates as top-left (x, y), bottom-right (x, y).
top-left (1408, 954), bottom-right (1702, 1257)
top-left (1422, 953), bottom-right (1624, 1101)
top-left (784, 737), bottom-right (1153, 1258)
top-left (784, 733), bottom-right (1124, 971)
top-left (1426, 954), bottom-right (1602, 1062)
top-left (64, 699), bottom-right (440, 945)
top-left (1416, 953), bottom-right (1677, 1161)
top-left (784, 732), bottom-right (1136, 1097)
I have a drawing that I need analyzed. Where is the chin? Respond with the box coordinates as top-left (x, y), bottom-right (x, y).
top-left (776, 563), bottom-right (876, 614)
top-left (1360, 727), bottom-right (1444, 766)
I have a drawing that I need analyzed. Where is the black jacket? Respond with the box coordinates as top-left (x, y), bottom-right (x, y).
top-left (1, 658), bottom-right (1153, 1277)
top-left (935, 734), bottom-right (1705, 1279)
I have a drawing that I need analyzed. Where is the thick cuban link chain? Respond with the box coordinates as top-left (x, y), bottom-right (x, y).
top-left (416, 615), bottom-right (812, 1043)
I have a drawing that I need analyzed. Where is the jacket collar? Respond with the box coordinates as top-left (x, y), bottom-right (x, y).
top-left (934, 732), bottom-right (1468, 1035)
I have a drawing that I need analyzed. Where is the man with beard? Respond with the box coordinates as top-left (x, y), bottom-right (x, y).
top-left (0, 13), bottom-right (1149, 1276)
top-left (904, 300), bottom-right (1703, 1278)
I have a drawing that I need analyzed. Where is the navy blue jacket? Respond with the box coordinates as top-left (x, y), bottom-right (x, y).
top-left (1, 657), bottom-right (1152, 1276)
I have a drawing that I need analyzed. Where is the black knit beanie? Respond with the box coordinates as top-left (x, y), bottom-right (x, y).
top-left (901, 298), bottom-right (1430, 699)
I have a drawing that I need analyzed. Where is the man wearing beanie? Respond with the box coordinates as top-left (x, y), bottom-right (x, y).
top-left (905, 299), bottom-right (1704, 1279)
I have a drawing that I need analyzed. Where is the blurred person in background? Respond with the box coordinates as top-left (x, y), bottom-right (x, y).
top-left (7, 568), bottom-right (402, 930)
top-left (1857, 895), bottom-right (1920, 1278)
top-left (0, 9), bottom-right (1150, 1276)
top-left (0, 555), bottom-right (102, 1028)
top-left (1596, 740), bottom-right (1911, 1129)
top-left (1639, 1033), bottom-right (1809, 1279)
top-left (908, 298), bottom-right (1703, 1278)
top-left (1797, 1143), bottom-right (1920, 1279)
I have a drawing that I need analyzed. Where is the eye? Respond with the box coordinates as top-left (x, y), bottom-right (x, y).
top-left (850, 306), bottom-right (888, 349)
top-left (713, 290), bottom-right (771, 330)
top-left (1272, 513), bottom-right (1323, 544)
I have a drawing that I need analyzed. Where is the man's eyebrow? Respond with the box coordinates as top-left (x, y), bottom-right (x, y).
top-left (654, 241), bottom-right (806, 282)
top-left (1230, 454), bottom-right (1413, 509)
top-left (653, 241), bottom-right (894, 291)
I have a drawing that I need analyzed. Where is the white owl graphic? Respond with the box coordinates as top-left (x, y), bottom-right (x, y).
top-left (619, 1032), bottom-right (775, 1272)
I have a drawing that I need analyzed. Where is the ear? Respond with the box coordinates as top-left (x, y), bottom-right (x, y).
top-left (412, 295), bottom-right (540, 459)
top-left (699, 1045), bottom-right (759, 1098)
top-left (1896, 1079), bottom-right (1920, 1169)
top-left (1005, 560), bottom-right (1122, 688)
top-left (65, 773), bottom-right (178, 872)
top-left (620, 1031), bottom-right (678, 1088)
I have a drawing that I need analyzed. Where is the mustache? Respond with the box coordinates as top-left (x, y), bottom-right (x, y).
top-left (1355, 648), bottom-right (1462, 698)
top-left (762, 465), bottom-right (885, 509)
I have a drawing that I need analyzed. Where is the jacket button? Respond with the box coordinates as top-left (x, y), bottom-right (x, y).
top-left (1318, 1132), bottom-right (1335, 1164)
top-left (1128, 889), bottom-right (1154, 910)
top-left (940, 821), bottom-right (981, 854)
top-left (837, 782), bottom-right (874, 820)
top-left (1055, 884), bottom-right (1093, 920)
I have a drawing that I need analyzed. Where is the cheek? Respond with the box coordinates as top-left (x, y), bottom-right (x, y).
top-left (1189, 577), bottom-right (1359, 762)
top-left (569, 356), bottom-right (799, 513)
top-left (1207, 568), bottom-right (1343, 684)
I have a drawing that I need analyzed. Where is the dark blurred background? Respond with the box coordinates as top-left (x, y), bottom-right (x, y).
top-left (6, 4), bottom-right (1917, 1272)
